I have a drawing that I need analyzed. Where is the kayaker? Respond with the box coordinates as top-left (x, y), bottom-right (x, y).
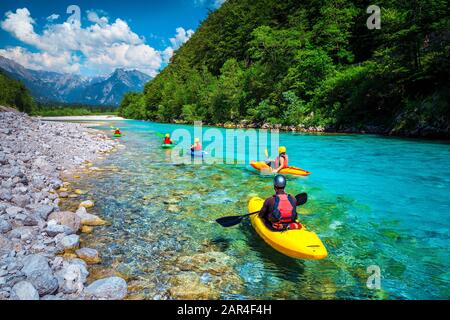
top-left (114, 128), bottom-right (121, 135)
top-left (190, 137), bottom-right (202, 152)
top-left (266, 147), bottom-right (289, 173)
top-left (163, 133), bottom-right (173, 145)
top-left (259, 175), bottom-right (302, 231)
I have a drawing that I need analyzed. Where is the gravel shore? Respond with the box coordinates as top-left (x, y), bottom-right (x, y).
top-left (0, 107), bottom-right (127, 300)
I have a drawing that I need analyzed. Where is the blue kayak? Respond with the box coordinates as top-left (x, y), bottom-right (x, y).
top-left (190, 150), bottom-right (206, 158)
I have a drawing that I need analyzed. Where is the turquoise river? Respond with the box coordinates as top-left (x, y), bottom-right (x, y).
top-left (61, 120), bottom-right (449, 300)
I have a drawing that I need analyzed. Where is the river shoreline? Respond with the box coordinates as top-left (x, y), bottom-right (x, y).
top-left (124, 117), bottom-right (447, 140)
top-left (34, 114), bottom-right (449, 140)
top-left (0, 107), bottom-right (128, 300)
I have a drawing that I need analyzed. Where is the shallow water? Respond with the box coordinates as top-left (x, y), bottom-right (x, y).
top-left (63, 120), bottom-right (449, 300)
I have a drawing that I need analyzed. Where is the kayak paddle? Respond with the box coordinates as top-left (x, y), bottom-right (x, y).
top-left (264, 148), bottom-right (274, 166)
top-left (216, 193), bottom-right (307, 228)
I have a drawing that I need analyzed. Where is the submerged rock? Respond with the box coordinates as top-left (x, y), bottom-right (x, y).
top-left (80, 225), bottom-right (93, 234)
top-left (75, 207), bottom-right (105, 226)
top-left (177, 251), bottom-right (236, 275)
top-left (75, 248), bottom-right (101, 264)
top-left (169, 272), bottom-right (219, 300)
top-left (79, 200), bottom-right (94, 209)
top-left (58, 235), bottom-right (80, 252)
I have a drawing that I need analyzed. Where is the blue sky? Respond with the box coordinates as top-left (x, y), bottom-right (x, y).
top-left (0, 0), bottom-right (224, 76)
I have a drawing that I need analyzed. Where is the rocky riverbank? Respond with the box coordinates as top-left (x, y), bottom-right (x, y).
top-left (0, 107), bottom-right (127, 300)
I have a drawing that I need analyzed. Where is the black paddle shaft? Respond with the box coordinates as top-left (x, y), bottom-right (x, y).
top-left (216, 192), bottom-right (307, 228)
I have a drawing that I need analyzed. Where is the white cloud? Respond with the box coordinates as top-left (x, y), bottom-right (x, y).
top-left (169, 27), bottom-right (194, 49)
top-left (87, 10), bottom-right (108, 26)
top-left (194, 0), bottom-right (226, 9)
top-left (162, 47), bottom-right (174, 64)
top-left (46, 14), bottom-right (59, 22)
top-left (0, 46), bottom-right (80, 73)
top-left (215, 0), bottom-right (226, 7)
top-left (85, 43), bottom-right (162, 77)
top-left (0, 8), bottom-right (161, 76)
top-left (163, 27), bottom-right (194, 63)
top-left (1, 8), bottom-right (39, 47)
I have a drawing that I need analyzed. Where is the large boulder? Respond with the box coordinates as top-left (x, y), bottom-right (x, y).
top-left (10, 281), bottom-right (39, 300)
top-left (75, 248), bottom-right (101, 264)
top-left (21, 254), bottom-right (58, 296)
top-left (45, 220), bottom-right (74, 237)
top-left (55, 260), bottom-right (89, 294)
top-left (58, 234), bottom-right (80, 252)
top-left (85, 277), bottom-right (127, 300)
top-left (48, 211), bottom-right (81, 232)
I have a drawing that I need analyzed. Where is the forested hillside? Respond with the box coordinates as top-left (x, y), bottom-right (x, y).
top-left (0, 71), bottom-right (35, 113)
top-left (119, 0), bottom-right (450, 138)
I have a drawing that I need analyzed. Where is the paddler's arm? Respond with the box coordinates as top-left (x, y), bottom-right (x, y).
top-left (273, 156), bottom-right (286, 173)
top-left (259, 198), bottom-right (273, 219)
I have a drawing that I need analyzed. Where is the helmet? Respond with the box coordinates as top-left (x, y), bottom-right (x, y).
top-left (165, 134), bottom-right (170, 138)
top-left (278, 146), bottom-right (286, 154)
top-left (194, 138), bottom-right (200, 143)
top-left (274, 174), bottom-right (287, 188)
top-left (116, 128), bottom-right (119, 131)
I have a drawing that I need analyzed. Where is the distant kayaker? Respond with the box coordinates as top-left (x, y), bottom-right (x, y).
top-left (267, 147), bottom-right (289, 173)
top-left (259, 175), bottom-right (302, 231)
top-left (114, 128), bottom-right (121, 135)
top-left (191, 137), bottom-right (202, 152)
top-left (163, 133), bottom-right (173, 145)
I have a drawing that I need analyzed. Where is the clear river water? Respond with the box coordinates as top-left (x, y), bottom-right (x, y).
top-left (61, 120), bottom-right (449, 300)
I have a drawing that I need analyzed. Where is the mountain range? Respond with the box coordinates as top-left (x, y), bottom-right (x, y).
top-left (0, 55), bottom-right (151, 106)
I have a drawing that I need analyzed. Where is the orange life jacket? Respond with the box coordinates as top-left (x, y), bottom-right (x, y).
top-left (115, 130), bottom-right (121, 135)
top-left (275, 154), bottom-right (288, 169)
top-left (164, 137), bottom-right (171, 144)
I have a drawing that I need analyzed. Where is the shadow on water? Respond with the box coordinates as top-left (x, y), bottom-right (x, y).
top-left (210, 236), bottom-right (232, 251)
top-left (238, 221), bottom-right (306, 283)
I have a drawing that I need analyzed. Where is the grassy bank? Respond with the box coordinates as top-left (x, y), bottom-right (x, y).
top-left (30, 103), bottom-right (117, 117)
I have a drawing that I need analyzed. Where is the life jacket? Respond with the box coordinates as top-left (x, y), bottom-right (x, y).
top-left (115, 130), bottom-right (121, 135)
top-left (275, 154), bottom-right (289, 169)
top-left (271, 193), bottom-right (297, 230)
top-left (164, 137), bottom-right (171, 144)
top-left (194, 143), bottom-right (202, 151)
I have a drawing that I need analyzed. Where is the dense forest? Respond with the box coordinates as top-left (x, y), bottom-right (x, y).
top-left (31, 103), bottom-right (117, 117)
top-left (119, 0), bottom-right (450, 138)
top-left (0, 71), bottom-right (35, 114)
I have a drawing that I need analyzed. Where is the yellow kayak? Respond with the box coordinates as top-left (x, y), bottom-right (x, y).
top-left (248, 197), bottom-right (327, 260)
top-left (250, 161), bottom-right (311, 176)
